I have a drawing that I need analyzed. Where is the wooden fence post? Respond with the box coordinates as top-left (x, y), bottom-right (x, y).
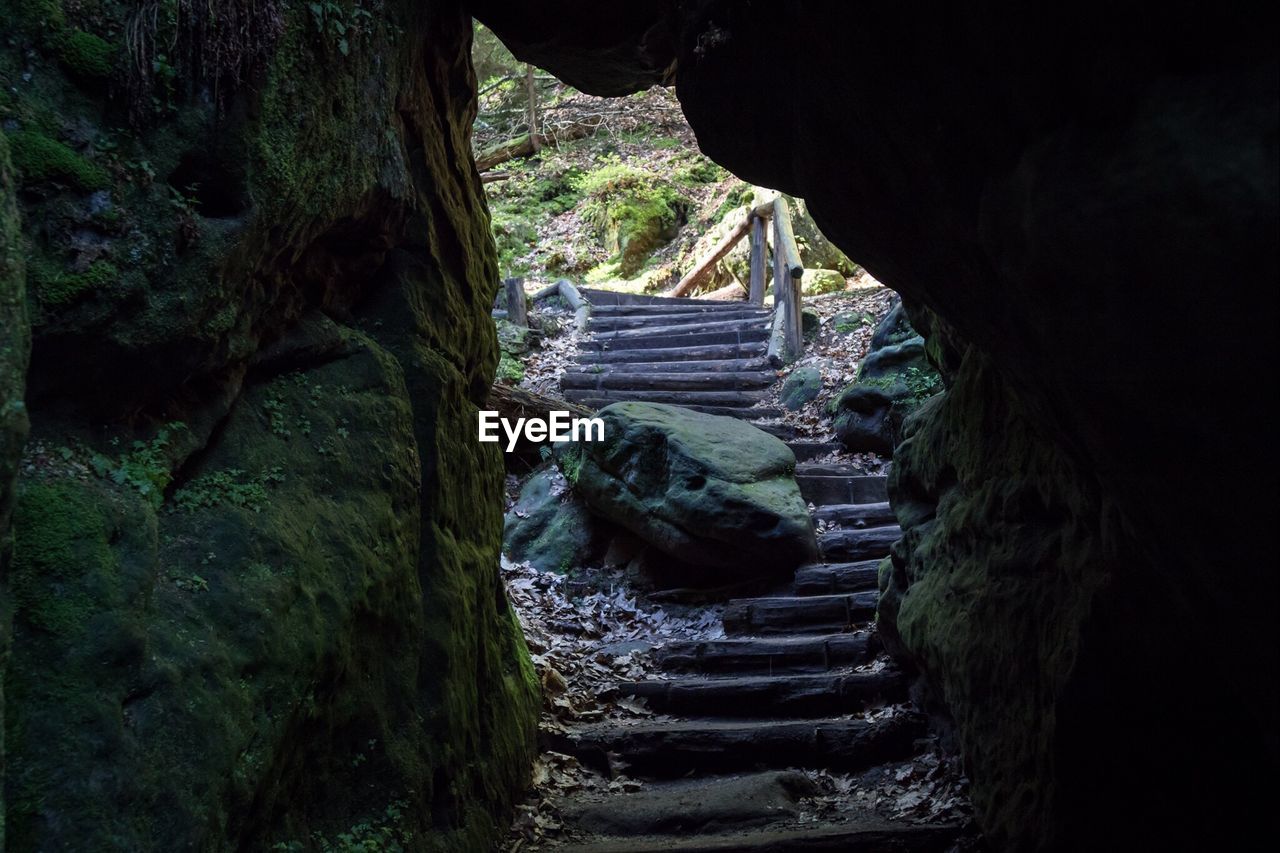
top-left (748, 213), bottom-right (768, 306)
top-left (504, 277), bottom-right (528, 327)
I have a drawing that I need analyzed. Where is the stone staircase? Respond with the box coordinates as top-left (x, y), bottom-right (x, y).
top-left (545, 297), bottom-right (963, 849)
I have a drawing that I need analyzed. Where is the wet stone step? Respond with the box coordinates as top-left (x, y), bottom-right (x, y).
top-left (546, 712), bottom-right (925, 778)
top-left (654, 633), bottom-right (876, 674)
top-left (722, 592), bottom-right (879, 635)
top-left (793, 560), bottom-right (883, 595)
top-left (818, 526), bottom-right (900, 562)
top-left (580, 328), bottom-right (771, 352)
top-left (590, 301), bottom-right (770, 315)
top-left (613, 669), bottom-right (907, 717)
top-left (561, 370), bottom-right (778, 392)
top-left (797, 474), bottom-right (889, 506)
top-left (812, 501), bottom-right (896, 528)
top-left (577, 342), bottom-right (769, 364)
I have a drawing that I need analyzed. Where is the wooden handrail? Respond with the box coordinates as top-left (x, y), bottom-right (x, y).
top-left (769, 198), bottom-right (805, 362)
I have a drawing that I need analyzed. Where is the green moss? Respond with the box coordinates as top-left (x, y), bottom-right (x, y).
top-left (576, 160), bottom-right (688, 276)
top-left (10, 481), bottom-right (116, 635)
top-left (55, 29), bottom-right (116, 80)
top-left (8, 129), bottom-right (108, 191)
top-left (496, 352), bottom-right (524, 383)
top-left (29, 258), bottom-right (117, 307)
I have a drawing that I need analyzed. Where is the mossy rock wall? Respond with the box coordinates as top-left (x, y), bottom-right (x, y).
top-left (0, 126), bottom-right (32, 852)
top-left (2, 2), bottom-right (536, 850)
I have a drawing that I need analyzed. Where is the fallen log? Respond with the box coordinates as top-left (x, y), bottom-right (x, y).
top-left (475, 120), bottom-right (599, 171)
top-left (486, 383), bottom-right (594, 423)
top-left (703, 280), bottom-right (748, 301)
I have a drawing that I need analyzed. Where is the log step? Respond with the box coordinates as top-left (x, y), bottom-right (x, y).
top-left (812, 501), bottom-right (897, 528)
top-left (561, 370), bottom-right (777, 392)
top-left (796, 462), bottom-right (865, 477)
top-left (580, 329), bottom-right (770, 352)
top-left (563, 388), bottom-right (769, 408)
top-left (797, 474), bottom-right (889, 505)
top-left (614, 669), bottom-right (906, 717)
top-left (590, 302), bottom-right (764, 316)
top-left (577, 343), bottom-right (769, 364)
top-left (818, 526), bottom-right (900, 561)
top-left (546, 713), bottom-right (925, 777)
top-left (580, 288), bottom-right (730, 306)
top-left (722, 592), bottom-right (879, 635)
top-left (793, 560), bottom-right (882, 595)
top-left (654, 633), bottom-right (876, 674)
top-left (591, 318), bottom-right (771, 342)
top-left (573, 357), bottom-right (773, 374)
top-left (569, 399), bottom-right (786, 420)
top-left (786, 441), bottom-right (845, 462)
top-left (558, 821), bottom-right (963, 853)
top-left (590, 308), bottom-right (770, 330)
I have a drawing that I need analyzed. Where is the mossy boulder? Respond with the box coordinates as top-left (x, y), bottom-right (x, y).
top-left (780, 366), bottom-right (822, 411)
top-left (580, 163), bottom-right (687, 276)
top-left (832, 299), bottom-right (941, 454)
top-left (504, 464), bottom-right (609, 573)
top-left (801, 268), bottom-right (845, 296)
top-left (567, 402), bottom-right (817, 582)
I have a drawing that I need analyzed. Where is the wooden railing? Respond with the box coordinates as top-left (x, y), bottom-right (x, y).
top-left (668, 196), bottom-right (805, 366)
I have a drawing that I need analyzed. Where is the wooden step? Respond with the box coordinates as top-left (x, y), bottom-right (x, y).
top-left (722, 592), bottom-right (879, 635)
top-left (564, 388), bottom-right (770, 408)
top-left (580, 288), bottom-right (729, 306)
top-left (793, 561), bottom-right (882, 595)
top-left (654, 633), bottom-right (876, 674)
top-left (580, 328), bottom-right (770, 352)
top-left (796, 462), bottom-right (864, 477)
top-left (812, 501), bottom-right (896, 528)
top-left (574, 357), bottom-right (773, 374)
top-left (796, 474), bottom-right (889, 505)
top-left (590, 302), bottom-right (765, 316)
top-left (578, 342), bottom-right (769, 364)
top-left (569, 399), bottom-right (785, 420)
top-left (590, 308), bottom-right (770, 330)
top-left (559, 821), bottom-right (963, 853)
top-left (785, 441), bottom-right (844, 462)
top-left (754, 422), bottom-right (797, 440)
top-left (614, 669), bottom-right (906, 717)
top-left (561, 370), bottom-right (777, 392)
top-left (546, 712), bottom-right (924, 777)
top-left (592, 317), bottom-right (772, 342)
top-left (818, 526), bottom-right (900, 561)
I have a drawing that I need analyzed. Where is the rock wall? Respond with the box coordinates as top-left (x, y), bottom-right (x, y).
top-left (1, 2), bottom-right (535, 849)
top-left (476, 1), bottom-right (1278, 848)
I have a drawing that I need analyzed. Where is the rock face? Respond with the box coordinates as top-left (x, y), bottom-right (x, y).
top-left (1, 128), bottom-right (31, 850)
top-left (569, 403), bottom-right (817, 581)
top-left (832, 300), bottom-right (940, 454)
top-left (779, 366), bottom-right (821, 411)
top-left (504, 464), bottom-right (610, 572)
top-left (1, 3), bottom-right (536, 850)
top-left (475, 3), bottom-right (1278, 848)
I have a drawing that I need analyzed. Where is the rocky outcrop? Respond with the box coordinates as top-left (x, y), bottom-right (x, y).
top-left (832, 300), bottom-right (940, 454)
top-left (476, 2), bottom-right (1278, 848)
top-left (2, 3), bottom-right (536, 849)
top-left (567, 403), bottom-right (817, 582)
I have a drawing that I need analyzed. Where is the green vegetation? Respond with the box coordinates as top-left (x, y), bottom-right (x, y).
top-left (497, 352), bottom-right (525, 383)
top-left (8, 129), bottom-right (109, 190)
top-left (578, 159), bottom-right (688, 276)
top-left (172, 466), bottom-right (286, 513)
top-left (29, 258), bottom-right (117, 308)
top-left (55, 29), bottom-right (116, 80)
top-left (904, 365), bottom-right (943, 400)
top-left (88, 422), bottom-right (187, 508)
